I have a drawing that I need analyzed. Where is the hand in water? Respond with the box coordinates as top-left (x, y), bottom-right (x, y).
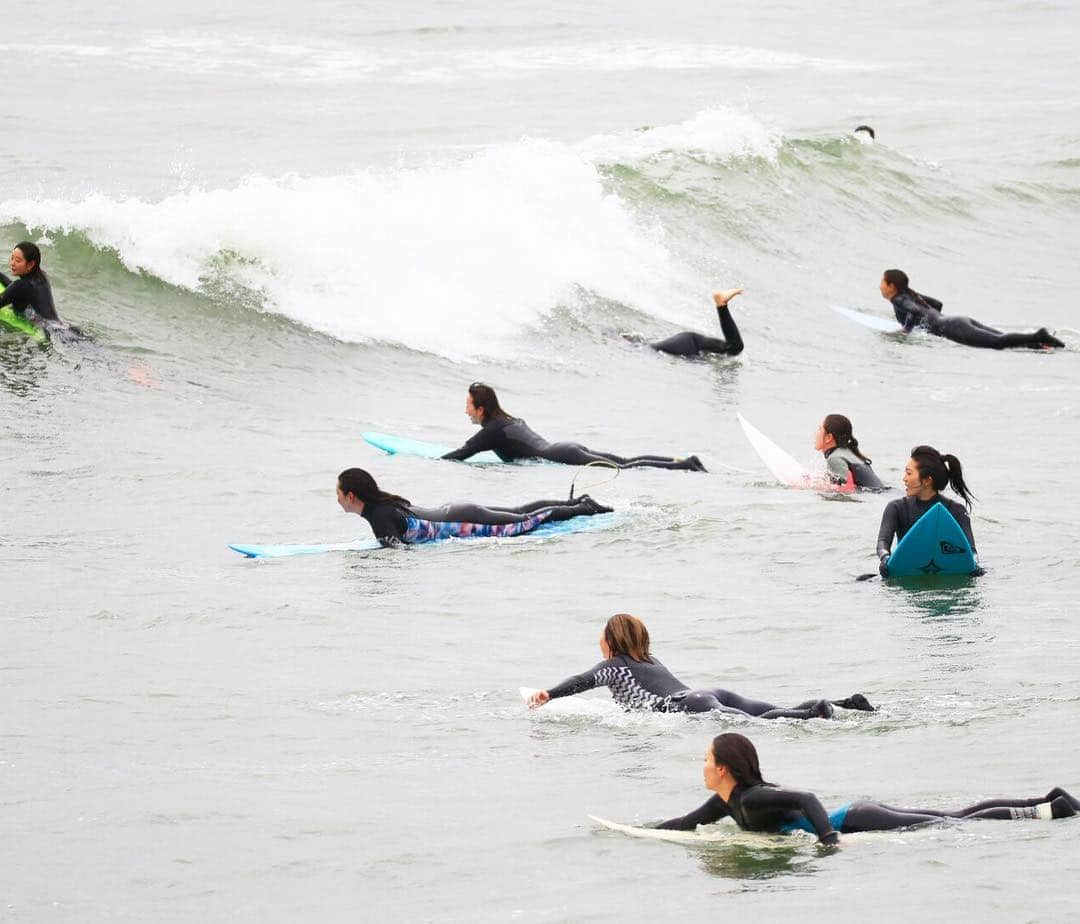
top-left (528, 690), bottom-right (550, 709)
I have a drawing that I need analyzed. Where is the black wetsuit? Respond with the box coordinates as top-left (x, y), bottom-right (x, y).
top-left (650, 304), bottom-right (744, 357)
top-left (824, 447), bottom-right (884, 490)
top-left (442, 416), bottom-right (703, 471)
top-left (0, 271), bottom-right (60, 322)
top-left (659, 784), bottom-right (841, 843)
top-left (360, 495), bottom-right (606, 547)
top-left (876, 494), bottom-right (976, 560)
top-left (891, 291), bottom-right (1063, 349)
top-left (659, 783), bottom-right (1079, 842)
top-left (545, 654), bottom-right (871, 718)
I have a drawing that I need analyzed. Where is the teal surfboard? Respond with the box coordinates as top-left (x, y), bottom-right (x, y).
top-left (362, 431), bottom-right (504, 465)
top-left (886, 504), bottom-right (976, 577)
top-left (230, 512), bottom-right (620, 559)
top-left (0, 304), bottom-right (47, 342)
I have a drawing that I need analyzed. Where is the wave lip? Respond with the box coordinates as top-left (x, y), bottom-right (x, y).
top-left (578, 106), bottom-right (781, 165)
top-left (1, 139), bottom-right (694, 359)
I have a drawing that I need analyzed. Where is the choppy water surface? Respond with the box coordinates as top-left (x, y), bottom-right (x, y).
top-left (3, 1), bottom-right (1080, 920)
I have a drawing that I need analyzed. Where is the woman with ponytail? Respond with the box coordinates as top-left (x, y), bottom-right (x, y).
top-left (443, 382), bottom-right (705, 472)
top-left (814, 414), bottom-right (884, 490)
top-left (653, 733), bottom-right (1078, 844)
top-left (335, 468), bottom-right (611, 547)
top-left (876, 445), bottom-right (977, 577)
top-left (527, 613), bottom-right (873, 718)
top-left (880, 268), bottom-right (1064, 349)
top-left (0, 242), bottom-right (61, 324)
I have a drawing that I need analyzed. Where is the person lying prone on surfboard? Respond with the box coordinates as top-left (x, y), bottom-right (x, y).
top-left (526, 613), bottom-right (874, 718)
top-left (650, 732), bottom-right (1078, 846)
top-left (336, 468), bottom-right (611, 547)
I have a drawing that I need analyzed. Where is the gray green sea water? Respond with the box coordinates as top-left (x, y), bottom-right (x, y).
top-left (2, 1), bottom-right (1080, 920)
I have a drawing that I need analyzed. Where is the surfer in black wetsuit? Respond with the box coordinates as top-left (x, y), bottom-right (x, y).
top-left (526, 613), bottom-right (874, 718)
top-left (877, 445), bottom-right (977, 577)
top-left (336, 468), bottom-right (611, 548)
top-left (814, 414), bottom-right (884, 490)
top-left (642, 288), bottom-right (745, 357)
top-left (880, 269), bottom-right (1065, 349)
top-left (442, 383), bottom-right (706, 471)
top-left (654, 733), bottom-right (1078, 845)
top-left (0, 242), bottom-right (61, 324)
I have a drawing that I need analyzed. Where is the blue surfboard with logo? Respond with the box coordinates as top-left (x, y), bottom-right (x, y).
top-left (886, 504), bottom-right (976, 577)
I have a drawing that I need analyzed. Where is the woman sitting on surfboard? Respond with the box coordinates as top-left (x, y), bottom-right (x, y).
top-left (526, 613), bottom-right (873, 718)
top-left (876, 445), bottom-right (976, 578)
top-left (644, 288), bottom-right (746, 358)
top-left (337, 468), bottom-right (611, 547)
top-left (442, 384), bottom-right (705, 471)
top-left (815, 414), bottom-right (883, 490)
top-left (881, 269), bottom-right (1064, 349)
top-left (655, 732), bottom-right (1077, 845)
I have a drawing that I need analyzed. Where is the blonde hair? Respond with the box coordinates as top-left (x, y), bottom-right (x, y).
top-left (604, 613), bottom-right (652, 662)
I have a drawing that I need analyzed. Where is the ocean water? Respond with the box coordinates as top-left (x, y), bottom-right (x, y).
top-left (3, 1), bottom-right (1080, 921)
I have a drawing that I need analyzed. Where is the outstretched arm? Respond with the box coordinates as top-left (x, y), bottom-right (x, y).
top-left (442, 427), bottom-right (497, 461)
top-left (657, 795), bottom-right (730, 831)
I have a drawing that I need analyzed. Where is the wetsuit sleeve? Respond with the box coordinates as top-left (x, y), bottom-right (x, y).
top-left (656, 795), bottom-right (729, 831)
top-left (0, 276), bottom-right (25, 310)
top-left (546, 661), bottom-right (608, 699)
top-left (442, 427), bottom-right (498, 461)
top-left (825, 454), bottom-right (850, 484)
top-left (743, 787), bottom-right (839, 844)
top-left (876, 502), bottom-right (899, 559)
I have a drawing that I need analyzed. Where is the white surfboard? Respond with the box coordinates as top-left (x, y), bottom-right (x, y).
top-left (736, 413), bottom-right (815, 487)
top-left (588, 815), bottom-right (732, 844)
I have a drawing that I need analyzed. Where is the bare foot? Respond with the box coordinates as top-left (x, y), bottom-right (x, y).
top-left (713, 287), bottom-right (744, 308)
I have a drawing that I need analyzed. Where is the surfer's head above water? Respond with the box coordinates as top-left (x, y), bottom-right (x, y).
top-left (600, 613), bottom-right (653, 663)
top-left (854, 124), bottom-right (875, 140)
top-left (880, 268), bottom-right (909, 300)
top-left (903, 446), bottom-right (974, 509)
top-left (706, 733), bottom-right (769, 794)
top-left (10, 241), bottom-right (45, 280)
top-left (465, 382), bottom-right (511, 425)
top-left (336, 468), bottom-right (410, 514)
top-left (815, 414), bottom-right (872, 463)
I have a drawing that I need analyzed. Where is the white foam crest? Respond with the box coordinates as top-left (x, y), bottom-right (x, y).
top-left (1, 140), bottom-right (688, 357)
top-left (577, 107), bottom-right (781, 165)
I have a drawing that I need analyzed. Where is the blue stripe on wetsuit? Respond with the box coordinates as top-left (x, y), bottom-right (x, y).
top-left (778, 803), bottom-right (852, 835)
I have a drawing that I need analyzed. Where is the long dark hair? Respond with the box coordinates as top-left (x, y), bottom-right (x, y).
top-left (823, 413), bottom-right (872, 464)
top-left (910, 445), bottom-right (975, 510)
top-left (883, 268), bottom-right (909, 292)
top-left (468, 382), bottom-right (511, 422)
top-left (711, 733), bottom-right (769, 787)
top-left (884, 268), bottom-right (936, 310)
top-left (603, 613), bottom-right (652, 663)
top-left (337, 468), bottom-right (410, 507)
top-left (14, 241), bottom-right (47, 281)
